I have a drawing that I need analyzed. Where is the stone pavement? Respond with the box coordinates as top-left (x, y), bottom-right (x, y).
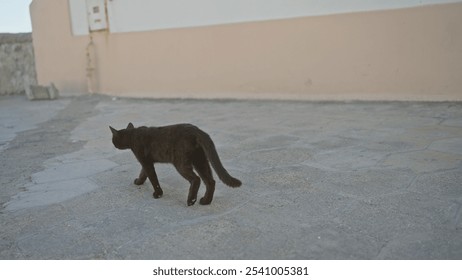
top-left (1, 94), bottom-right (461, 259)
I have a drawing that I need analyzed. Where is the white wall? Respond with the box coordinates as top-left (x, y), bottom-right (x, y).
top-left (69, 0), bottom-right (462, 35)
top-left (69, 0), bottom-right (89, 35)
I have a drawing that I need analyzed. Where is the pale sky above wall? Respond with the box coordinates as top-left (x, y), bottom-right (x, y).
top-left (1, 0), bottom-right (462, 33)
top-left (0, 0), bottom-right (32, 33)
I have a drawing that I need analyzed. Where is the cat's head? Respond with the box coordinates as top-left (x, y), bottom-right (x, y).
top-left (109, 123), bottom-right (135, 150)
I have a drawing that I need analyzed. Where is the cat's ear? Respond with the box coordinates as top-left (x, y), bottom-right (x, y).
top-left (127, 123), bottom-right (135, 129)
top-left (109, 126), bottom-right (118, 135)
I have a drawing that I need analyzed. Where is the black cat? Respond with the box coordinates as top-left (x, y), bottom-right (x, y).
top-left (110, 123), bottom-right (241, 206)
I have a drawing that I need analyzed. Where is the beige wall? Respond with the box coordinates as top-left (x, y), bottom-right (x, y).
top-left (31, 0), bottom-right (462, 100)
top-left (31, 0), bottom-right (93, 94)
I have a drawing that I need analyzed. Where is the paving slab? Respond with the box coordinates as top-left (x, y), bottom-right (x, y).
top-left (1, 94), bottom-right (462, 259)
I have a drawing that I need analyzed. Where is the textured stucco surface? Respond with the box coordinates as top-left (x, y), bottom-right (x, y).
top-left (0, 33), bottom-right (37, 95)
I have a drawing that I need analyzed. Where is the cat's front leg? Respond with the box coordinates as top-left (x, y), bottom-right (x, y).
top-left (142, 164), bottom-right (163, 199)
top-left (134, 168), bottom-right (147, 185)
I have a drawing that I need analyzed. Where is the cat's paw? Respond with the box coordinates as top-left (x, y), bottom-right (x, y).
top-left (134, 178), bottom-right (145, 185)
top-left (187, 198), bottom-right (197, 206)
top-left (199, 197), bottom-right (212, 205)
top-left (153, 190), bottom-right (163, 199)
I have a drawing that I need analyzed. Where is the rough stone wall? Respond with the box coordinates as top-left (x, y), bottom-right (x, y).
top-left (0, 33), bottom-right (37, 95)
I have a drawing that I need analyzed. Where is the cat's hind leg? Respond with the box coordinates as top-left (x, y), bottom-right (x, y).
top-left (175, 163), bottom-right (201, 206)
top-left (134, 168), bottom-right (147, 185)
top-left (193, 150), bottom-right (215, 205)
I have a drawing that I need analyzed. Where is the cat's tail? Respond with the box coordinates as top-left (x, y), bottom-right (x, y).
top-left (196, 130), bottom-right (242, 188)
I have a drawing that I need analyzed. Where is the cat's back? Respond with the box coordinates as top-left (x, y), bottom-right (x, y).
top-left (159, 123), bottom-right (198, 132)
top-left (140, 123), bottom-right (199, 141)
top-left (159, 123), bottom-right (201, 141)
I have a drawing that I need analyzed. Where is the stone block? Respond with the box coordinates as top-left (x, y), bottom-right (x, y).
top-left (25, 83), bottom-right (59, 100)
